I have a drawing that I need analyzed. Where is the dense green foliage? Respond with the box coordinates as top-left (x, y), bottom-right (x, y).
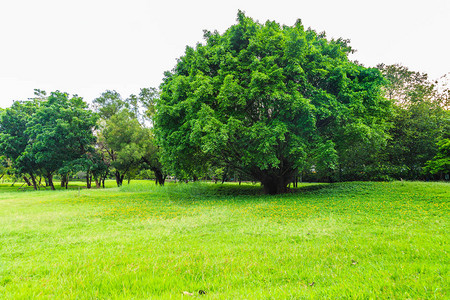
top-left (25, 92), bottom-right (99, 189)
top-left (155, 12), bottom-right (391, 193)
top-left (94, 89), bottom-right (165, 187)
top-left (0, 181), bottom-right (448, 298)
top-left (0, 98), bottom-right (41, 188)
top-left (0, 88), bottom-right (163, 190)
top-left (425, 138), bottom-right (450, 176)
top-left (377, 64), bottom-right (450, 180)
top-left (0, 91), bottom-right (98, 190)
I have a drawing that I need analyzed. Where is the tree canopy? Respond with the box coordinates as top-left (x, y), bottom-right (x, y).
top-left (0, 98), bottom-right (42, 189)
top-left (378, 65), bottom-right (450, 180)
top-left (155, 12), bottom-right (391, 194)
top-left (0, 91), bottom-right (98, 190)
top-left (25, 92), bottom-right (98, 189)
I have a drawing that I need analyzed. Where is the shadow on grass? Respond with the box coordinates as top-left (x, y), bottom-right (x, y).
top-left (167, 182), bottom-right (265, 198)
top-left (164, 181), bottom-right (331, 200)
top-left (293, 183), bottom-right (330, 193)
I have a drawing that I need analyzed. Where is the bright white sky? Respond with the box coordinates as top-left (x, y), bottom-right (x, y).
top-left (0, 0), bottom-right (449, 108)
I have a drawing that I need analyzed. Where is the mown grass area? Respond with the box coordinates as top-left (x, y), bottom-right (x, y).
top-left (0, 180), bottom-right (448, 299)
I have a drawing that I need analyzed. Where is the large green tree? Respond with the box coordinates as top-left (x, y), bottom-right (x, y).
top-left (155, 12), bottom-right (390, 194)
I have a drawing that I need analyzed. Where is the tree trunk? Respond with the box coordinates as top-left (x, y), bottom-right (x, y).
top-left (261, 179), bottom-right (289, 195)
top-left (115, 171), bottom-right (123, 187)
top-left (86, 169), bottom-right (91, 189)
top-left (29, 173), bottom-right (38, 191)
top-left (102, 177), bottom-right (106, 188)
top-left (23, 176), bottom-right (32, 186)
top-left (95, 178), bottom-right (100, 188)
top-left (47, 173), bottom-right (55, 190)
top-left (253, 164), bottom-right (296, 195)
top-left (152, 167), bottom-right (166, 186)
top-left (61, 176), bottom-right (67, 188)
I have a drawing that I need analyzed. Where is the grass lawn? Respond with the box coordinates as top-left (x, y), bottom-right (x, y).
top-left (0, 180), bottom-right (448, 299)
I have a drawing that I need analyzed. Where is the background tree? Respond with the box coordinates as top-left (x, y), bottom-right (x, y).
top-left (94, 88), bottom-right (165, 186)
top-left (25, 91), bottom-right (98, 190)
top-left (127, 87), bottom-right (167, 185)
top-left (98, 110), bottom-right (147, 186)
top-left (424, 138), bottom-right (450, 178)
top-left (126, 87), bottom-right (158, 125)
top-left (141, 133), bottom-right (166, 185)
top-left (0, 98), bottom-right (43, 189)
top-left (334, 120), bottom-right (390, 181)
top-left (92, 90), bottom-right (127, 119)
top-left (89, 150), bottom-right (110, 188)
top-left (0, 156), bottom-right (12, 181)
top-left (379, 64), bottom-right (450, 179)
top-left (155, 12), bottom-right (390, 194)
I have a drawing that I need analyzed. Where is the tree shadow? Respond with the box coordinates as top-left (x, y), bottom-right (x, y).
top-left (291, 183), bottom-right (330, 194)
top-left (166, 182), bottom-right (330, 200)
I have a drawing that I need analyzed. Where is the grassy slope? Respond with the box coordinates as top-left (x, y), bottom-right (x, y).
top-left (0, 181), bottom-right (448, 299)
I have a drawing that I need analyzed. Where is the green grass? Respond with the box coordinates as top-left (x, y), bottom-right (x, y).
top-left (0, 180), bottom-right (448, 299)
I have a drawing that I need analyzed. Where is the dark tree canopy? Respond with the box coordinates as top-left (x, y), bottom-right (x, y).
top-left (155, 12), bottom-right (390, 194)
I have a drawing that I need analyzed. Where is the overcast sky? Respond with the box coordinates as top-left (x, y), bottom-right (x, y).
top-left (1, 0), bottom-right (449, 108)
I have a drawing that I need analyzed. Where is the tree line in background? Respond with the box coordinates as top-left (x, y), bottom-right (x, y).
top-left (0, 13), bottom-right (448, 193)
top-left (0, 88), bottom-right (164, 190)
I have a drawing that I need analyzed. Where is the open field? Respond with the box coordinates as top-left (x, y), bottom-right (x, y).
top-left (0, 180), bottom-right (448, 299)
